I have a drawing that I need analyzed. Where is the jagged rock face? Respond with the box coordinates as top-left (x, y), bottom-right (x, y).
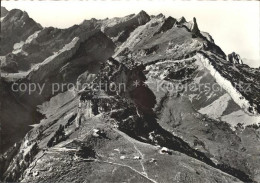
top-left (227, 52), bottom-right (243, 64)
top-left (1, 10), bottom-right (148, 73)
top-left (20, 30), bottom-right (115, 105)
top-left (1, 7), bottom-right (260, 183)
top-left (180, 17), bottom-right (201, 37)
top-left (115, 15), bottom-right (225, 64)
top-left (80, 10), bottom-right (150, 46)
top-left (6, 25), bottom-right (107, 71)
top-left (0, 9), bottom-right (42, 55)
top-left (154, 16), bottom-right (176, 35)
top-left (0, 16), bottom-right (115, 154)
top-left (101, 10), bottom-right (150, 45)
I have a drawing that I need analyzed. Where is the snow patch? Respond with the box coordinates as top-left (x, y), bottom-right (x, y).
top-left (25, 30), bottom-right (41, 44)
top-left (12, 49), bottom-right (28, 56)
top-left (221, 110), bottom-right (260, 129)
top-left (12, 41), bottom-right (29, 56)
top-left (12, 30), bottom-right (40, 56)
top-left (0, 15), bottom-right (6, 22)
top-left (198, 93), bottom-right (231, 119)
top-left (13, 41), bottom-right (25, 50)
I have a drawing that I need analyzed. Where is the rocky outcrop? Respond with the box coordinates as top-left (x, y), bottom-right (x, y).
top-left (191, 17), bottom-right (200, 36)
top-left (0, 9), bottom-right (42, 55)
top-left (178, 16), bottom-right (187, 24)
top-left (181, 17), bottom-right (201, 37)
top-left (227, 52), bottom-right (243, 64)
top-left (201, 32), bottom-right (215, 43)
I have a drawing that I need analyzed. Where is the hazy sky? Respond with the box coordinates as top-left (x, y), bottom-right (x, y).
top-left (2, 0), bottom-right (260, 67)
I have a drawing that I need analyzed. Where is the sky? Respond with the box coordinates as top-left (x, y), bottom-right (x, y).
top-left (2, 0), bottom-right (260, 67)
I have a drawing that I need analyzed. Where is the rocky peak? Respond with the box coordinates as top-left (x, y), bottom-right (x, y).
top-left (97, 10), bottom-right (150, 45)
top-left (227, 52), bottom-right (243, 64)
top-left (135, 10), bottom-right (150, 24)
top-left (5, 9), bottom-right (26, 21)
top-left (191, 17), bottom-right (200, 35)
top-left (166, 16), bottom-right (176, 24)
top-left (1, 6), bottom-right (8, 17)
top-left (0, 8), bottom-right (42, 55)
top-left (138, 10), bottom-right (149, 17)
top-left (154, 16), bottom-right (176, 35)
top-left (178, 16), bottom-right (187, 24)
